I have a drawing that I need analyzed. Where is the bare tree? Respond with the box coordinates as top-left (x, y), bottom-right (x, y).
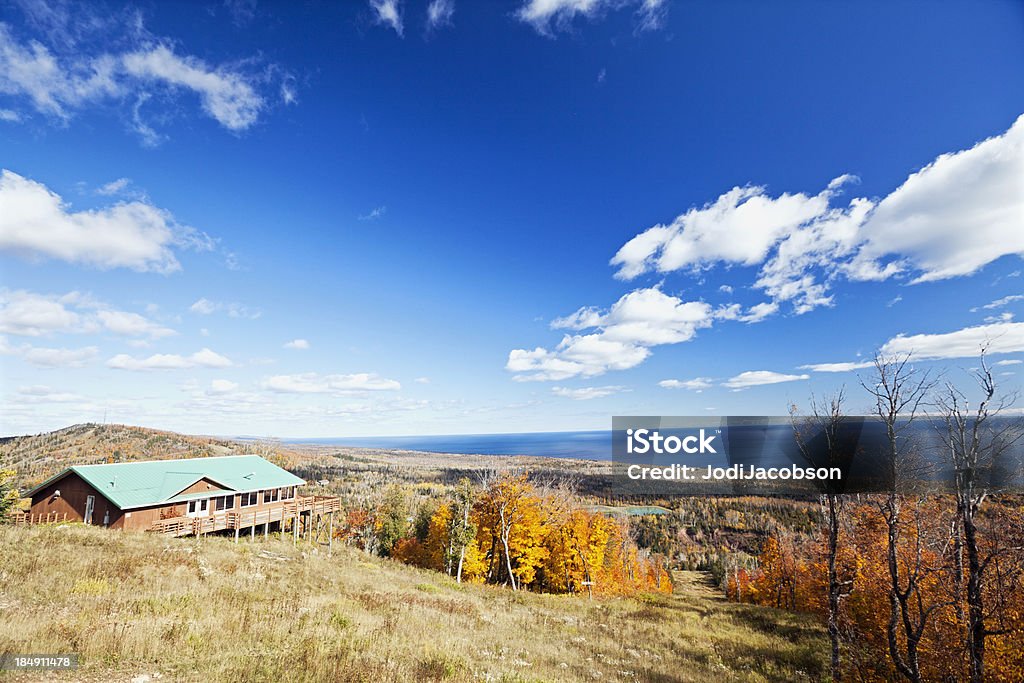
top-left (791, 389), bottom-right (852, 682)
top-left (934, 349), bottom-right (1024, 683)
top-left (449, 477), bottom-right (476, 583)
top-left (860, 354), bottom-right (938, 683)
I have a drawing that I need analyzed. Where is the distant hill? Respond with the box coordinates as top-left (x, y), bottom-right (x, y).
top-left (0, 423), bottom-right (297, 489)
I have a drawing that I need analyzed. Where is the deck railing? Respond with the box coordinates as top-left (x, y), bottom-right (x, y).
top-left (7, 510), bottom-right (68, 525)
top-left (148, 495), bottom-right (340, 536)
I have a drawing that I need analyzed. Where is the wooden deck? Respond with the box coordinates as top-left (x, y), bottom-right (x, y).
top-left (148, 495), bottom-right (341, 537)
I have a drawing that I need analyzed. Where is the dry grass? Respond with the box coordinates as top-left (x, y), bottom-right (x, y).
top-left (0, 524), bottom-right (826, 682)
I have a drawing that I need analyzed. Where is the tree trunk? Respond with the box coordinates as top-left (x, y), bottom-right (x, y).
top-left (963, 502), bottom-right (985, 683)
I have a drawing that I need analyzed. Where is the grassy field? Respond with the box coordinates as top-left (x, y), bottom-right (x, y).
top-left (0, 524), bottom-right (827, 683)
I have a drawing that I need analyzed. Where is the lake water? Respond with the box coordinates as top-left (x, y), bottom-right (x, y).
top-left (285, 430), bottom-right (611, 459)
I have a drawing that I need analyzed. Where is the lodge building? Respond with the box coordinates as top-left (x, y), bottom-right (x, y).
top-left (22, 455), bottom-right (339, 539)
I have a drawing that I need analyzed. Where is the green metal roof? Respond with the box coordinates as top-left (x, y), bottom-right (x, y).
top-left (27, 455), bottom-right (304, 510)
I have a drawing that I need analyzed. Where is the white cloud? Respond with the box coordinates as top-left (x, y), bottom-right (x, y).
top-left (798, 361), bottom-right (874, 373)
top-left (283, 338), bottom-right (310, 350)
top-left (96, 310), bottom-right (176, 339)
top-left (849, 115), bottom-right (1024, 284)
top-left (0, 170), bottom-right (209, 272)
top-left (188, 298), bottom-right (260, 319)
top-left (551, 385), bottom-right (625, 400)
top-left (995, 359), bottom-right (1022, 366)
top-left (509, 287), bottom-right (711, 380)
top-left (879, 322), bottom-right (1024, 361)
top-left (15, 385), bottom-right (83, 403)
top-left (738, 301), bottom-right (779, 323)
top-left (121, 45), bottom-right (262, 131)
top-left (516, 0), bottom-right (666, 35)
top-left (263, 372), bottom-right (401, 393)
top-left (611, 184), bottom-right (835, 280)
top-left (358, 205), bottom-right (387, 221)
top-left (659, 377), bottom-right (713, 391)
top-left (209, 379), bottom-right (239, 394)
top-left (0, 289), bottom-right (84, 336)
top-left (414, 376), bottom-right (431, 384)
top-left (605, 116), bottom-right (1024, 317)
top-left (370, 0), bottom-right (404, 36)
top-left (0, 21), bottom-right (272, 135)
top-left (426, 0), bottom-right (455, 29)
top-left (107, 347), bottom-right (233, 371)
top-left (984, 312), bottom-right (1015, 324)
top-left (0, 108), bottom-right (20, 122)
top-left (96, 177), bottom-right (131, 196)
top-left (978, 294), bottom-right (1024, 310)
top-left (723, 370), bottom-right (809, 389)
top-left (0, 335), bottom-right (99, 367)
top-left (0, 289), bottom-right (177, 341)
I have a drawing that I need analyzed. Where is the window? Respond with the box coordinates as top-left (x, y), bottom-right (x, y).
top-left (263, 488), bottom-right (280, 504)
top-left (187, 499), bottom-right (209, 517)
top-left (214, 495), bottom-right (235, 511)
top-left (281, 486), bottom-right (295, 500)
top-left (240, 492), bottom-right (258, 507)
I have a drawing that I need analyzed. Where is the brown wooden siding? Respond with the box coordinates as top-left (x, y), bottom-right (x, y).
top-left (29, 472), bottom-right (121, 528)
top-left (29, 477), bottom-right (304, 532)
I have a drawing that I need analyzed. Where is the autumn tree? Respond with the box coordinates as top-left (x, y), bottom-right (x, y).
top-left (448, 478), bottom-right (477, 583)
top-left (791, 389), bottom-right (853, 682)
top-left (934, 349), bottom-right (1024, 683)
top-left (860, 353), bottom-right (939, 683)
top-left (376, 485), bottom-right (409, 557)
top-left (0, 469), bottom-right (18, 520)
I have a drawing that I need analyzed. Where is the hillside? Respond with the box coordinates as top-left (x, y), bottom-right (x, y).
top-left (0, 524), bottom-right (827, 682)
top-left (0, 424), bottom-right (300, 489)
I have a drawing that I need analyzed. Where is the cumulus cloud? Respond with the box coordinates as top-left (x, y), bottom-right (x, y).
top-left (96, 310), bottom-right (175, 339)
top-left (508, 287), bottom-right (712, 380)
top-left (263, 372), bottom-right (401, 393)
top-left (0, 335), bottom-right (99, 367)
top-left (107, 347), bottom-right (233, 371)
top-left (370, 0), bottom-right (404, 36)
top-left (0, 289), bottom-right (177, 342)
top-left (551, 385), bottom-right (626, 400)
top-left (283, 338), bottom-right (310, 350)
top-left (848, 116), bottom-right (1024, 283)
top-left (878, 322), bottom-right (1024, 361)
top-left (608, 116), bottom-right (1024, 317)
top-left (0, 17), bottom-right (275, 137)
top-left (517, 0), bottom-right (666, 35)
top-left (0, 289), bottom-right (85, 336)
top-left (659, 377), bottom-right (713, 391)
top-left (0, 170), bottom-right (211, 272)
top-left (723, 370), bottom-right (809, 389)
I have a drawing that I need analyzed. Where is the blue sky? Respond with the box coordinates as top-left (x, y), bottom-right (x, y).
top-left (1, 0), bottom-right (1022, 438)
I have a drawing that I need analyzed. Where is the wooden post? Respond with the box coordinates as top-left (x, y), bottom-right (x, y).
top-left (264, 521), bottom-right (268, 539)
top-left (328, 511), bottom-right (334, 555)
top-left (234, 525), bottom-right (240, 543)
top-left (293, 510), bottom-right (298, 545)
